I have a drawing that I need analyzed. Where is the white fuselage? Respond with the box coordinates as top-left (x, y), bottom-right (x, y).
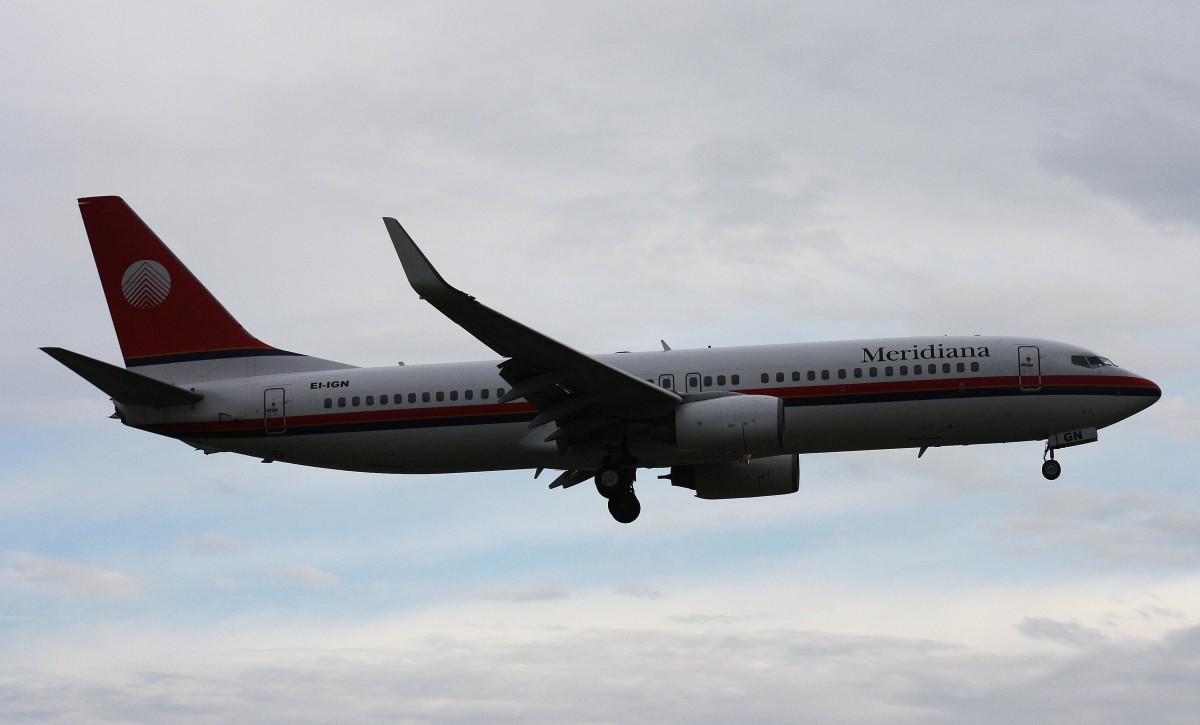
top-left (120, 335), bottom-right (1160, 475)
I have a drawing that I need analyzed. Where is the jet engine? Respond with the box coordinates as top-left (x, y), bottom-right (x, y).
top-left (667, 454), bottom-right (799, 500)
top-left (674, 394), bottom-right (784, 456)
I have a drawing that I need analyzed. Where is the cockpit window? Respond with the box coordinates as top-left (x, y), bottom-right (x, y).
top-left (1071, 354), bottom-right (1118, 369)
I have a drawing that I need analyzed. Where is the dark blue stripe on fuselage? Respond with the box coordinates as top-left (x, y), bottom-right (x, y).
top-left (780, 383), bottom-right (1159, 408)
top-left (125, 347), bottom-right (303, 367)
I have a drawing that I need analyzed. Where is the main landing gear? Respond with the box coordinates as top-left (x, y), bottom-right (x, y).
top-left (595, 465), bottom-right (640, 524)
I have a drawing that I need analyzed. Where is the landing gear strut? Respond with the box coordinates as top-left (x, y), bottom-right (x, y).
top-left (595, 465), bottom-right (639, 523)
top-left (1041, 442), bottom-right (1062, 480)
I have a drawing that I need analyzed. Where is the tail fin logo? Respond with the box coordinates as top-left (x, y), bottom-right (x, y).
top-left (121, 260), bottom-right (171, 309)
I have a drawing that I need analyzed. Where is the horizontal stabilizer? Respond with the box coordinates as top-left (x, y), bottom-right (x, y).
top-left (42, 347), bottom-right (203, 407)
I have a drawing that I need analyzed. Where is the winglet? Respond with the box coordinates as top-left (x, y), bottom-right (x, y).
top-left (383, 218), bottom-right (471, 302)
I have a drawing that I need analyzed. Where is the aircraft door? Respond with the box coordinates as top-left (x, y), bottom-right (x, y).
top-left (685, 372), bottom-right (703, 393)
top-left (658, 374), bottom-right (676, 392)
top-left (1018, 346), bottom-right (1041, 392)
top-left (264, 387), bottom-right (286, 433)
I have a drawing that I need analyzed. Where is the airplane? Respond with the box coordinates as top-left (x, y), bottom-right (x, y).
top-left (44, 196), bottom-right (1162, 523)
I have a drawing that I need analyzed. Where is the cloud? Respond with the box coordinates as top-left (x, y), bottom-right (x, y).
top-left (614, 582), bottom-right (663, 600)
top-left (1, 552), bottom-right (142, 600)
top-left (1142, 389), bottom-right (1200, 442)
top-left (1042, 106), bottom-right (1200, 228)
top-left (474, 583), bottom-right (569, 602)
top-left (179, 534), bottom-right (242, 554)
top-left (2, 619), bottom-right (1199, 725)
top-left (1006, 487), bottom-right (1200, 566)
top-left (1017, 616), bottom-right (1108, 648)
top-left (272, 566), bottom-right (343, 588)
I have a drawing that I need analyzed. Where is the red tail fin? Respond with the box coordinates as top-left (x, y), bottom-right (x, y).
top-left (78, 196), bottom-right (282, 368)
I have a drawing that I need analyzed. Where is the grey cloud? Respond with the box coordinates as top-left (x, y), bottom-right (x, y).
top-left (1017, 617), bottom-right (1108, 648)
top-left (3, 626), bottom-right (1198, 724)
top-left (1042, 106), bottom-right (1200, 227)
top-left (1007, 487), bottom-right (1200, 566)
top-left (688, 136), bottom-right (790, 184)
top-left (615, 583), bottom-right (664, 600)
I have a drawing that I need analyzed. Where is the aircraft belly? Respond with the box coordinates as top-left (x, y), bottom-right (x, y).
top-left (785, 393), bottom-right (1118, 454)
top-left (278, 425), bottom-right (538, 473)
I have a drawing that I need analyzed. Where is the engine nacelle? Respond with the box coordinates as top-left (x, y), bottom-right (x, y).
top-left (674, 394), bottom-right (784, 456)
top-left (669, 454), bottom-right (799, 500)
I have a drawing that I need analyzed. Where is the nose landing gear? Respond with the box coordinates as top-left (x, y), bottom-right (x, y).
top-left (1041, 427), bottom-right (1098, 480)
top-left (1041, 455), bottom-right (1062, 481)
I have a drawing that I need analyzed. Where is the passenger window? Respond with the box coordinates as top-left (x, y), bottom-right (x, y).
top-left (380, 395), bottom-right (388, 405)
top-left (338, 397), bottom-right (346, 407)
top-left (498, 388), bottom-right (505, 398)
top-left (761, 373), bottom-right (769, 384)
top-left (971, 362), bottom-right (979, 372)
top-left (352, 396), bottom-right (361, 406)
top-left (869, 367), bottom-right (878, 377)
top-left (703, 375), bottom-right (713, 386)
top-left (731, 375), bottom-right (740, 385)
top-left (465, 390), bottom-right (473, 400)
top-left (408, 393), bottom-right (416, 404)
top-left (689, 375), bottom-right (699, 389)
top-left (956, 363), bottom-right (965, 373)
top-left (807, 371), bottom-right (816, 381)
top-left (914, 364), bottom-right (922, 375)
top-left (450, 390), bottom-right (458, 401)
top-left (792, 371), bottom-right (800, 382)
top-left (436, 392), bottom-right (445, 402)
top-left (324, 398), bottom-right (332, 409)
top-left (884, 366), bottom-right (893, 377)
top-left (821, 370), bottom-right (830, 380)
top-left (422, 392), bottom-right (430, 403)
top-left (854, 368), bottom-right (863, 379)
top-left (942, 363), bottom-right (951, 373)
top-left (838, 369), bottom-right (847, 380)
top-left (366, 395), bottom-right (374, 406)
top-left (481, 389), bottom-right (490, 400)
top-left (717, 375), bottom-right (726, 386)
top-left (900, 365), bottom-right (908, 376)
top-left (776, 372), bottom-right (784, 383)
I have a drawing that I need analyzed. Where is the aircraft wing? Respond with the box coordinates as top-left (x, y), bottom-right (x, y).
top-left (384, 218), bottom-right (681, 446)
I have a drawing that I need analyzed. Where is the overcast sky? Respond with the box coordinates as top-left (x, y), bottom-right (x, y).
top-left (2, 2), bottom-right (1199, 722)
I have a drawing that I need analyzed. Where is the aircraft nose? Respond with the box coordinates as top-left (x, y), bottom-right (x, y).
top-left (1131, 373), bottom-right (1161, 409)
